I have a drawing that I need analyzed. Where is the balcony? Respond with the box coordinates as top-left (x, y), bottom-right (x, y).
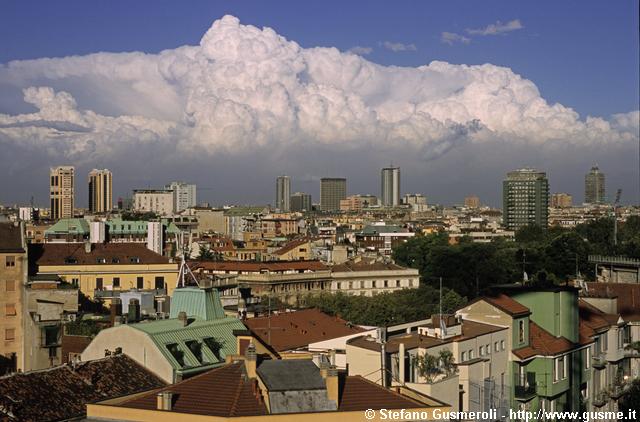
top-left (592, 390), bottom-right (608, 407)
top-left (514, 372), bottom-right (537, 400)
top-left (592, 354), bottom-right (607, 369)
top-left (609, 384), bottom-right (626, 400)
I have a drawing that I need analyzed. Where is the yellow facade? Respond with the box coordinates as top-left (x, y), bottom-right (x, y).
top-left (36, 263), bottom-right (179, 298)
top-left (0, 250), bottom-right (27, 372)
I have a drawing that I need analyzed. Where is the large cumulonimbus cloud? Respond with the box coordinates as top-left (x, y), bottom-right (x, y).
top-left (0, 15), bottom-right (638, 164)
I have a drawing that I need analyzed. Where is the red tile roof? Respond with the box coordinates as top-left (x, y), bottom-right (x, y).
top-left (245, 309), bottom-right (366, 352)
top-left (192, 260), bottom-right (328, 273)
top-left (0, 355), bottom-right (165, 421)
top-left (584, 282), bottom-right (640, 321)
top-left (30, 242), bottom-right (170, 267)
top-left (481, 294), bottom-right (531, 317)
top-left (332, 258), bottom-right (409, 272)
top-left (338, 375), bottom-right (434, 411)
top-left (121, 361), bottom-right (267, 417)
top-left (272, 238), bottom-right (314, 256)
top-left (512, 322), bottom-right (575, 359)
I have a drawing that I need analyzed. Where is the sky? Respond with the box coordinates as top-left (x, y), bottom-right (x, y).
top-left (0, 0), bottom-right (638, 208)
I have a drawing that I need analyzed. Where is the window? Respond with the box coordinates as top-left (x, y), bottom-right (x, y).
top-left (495, 342), bottom-right (499, 352)
top-left (518, 320), bottom-right (525, 343)
top-left (137, 277), bottom-right (144, 289)
top-left (584, 348), bottom-right (590, 369)
top-left (155, 277), bottom-right (165, 290)
top-left (44, 326), bottom-right (60, 346)
top-left (372, 280), bottom-right (377, 288)
top-left (479, 346), bottom-right (484, 356)
top-left (554, 355), bottom-right (567, 382)
top-left (96, 257), bottom-right (106, 264)
top-left (501, 340), bottom-right (505, 350)
top-left (130, 257), bottom-right (140, 263)
top-left (602, 335), bottom-right (608, 352)
top-left (96, 278), bottom-right (103, 290)
top-left (5, 256), bottom-right (15, 267)
top-left (469, 349), bottom-right (474, 359)
top-left (113, 277), bottom-right (120, 288)
top-left (461, 351), bottom-right (467, 361)
top-left (5, 304), bottom-right (16, 316)
top-left (6, 280), bottom-right (15, 292)
top-left (5, 329), bottom-right (15, 341)
top-left (486, 344), bottom-right (491, 354)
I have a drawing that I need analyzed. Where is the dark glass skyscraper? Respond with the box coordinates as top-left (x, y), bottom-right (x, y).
top-left (503, 168), bottom-right (549, 230)
top-left (584, 165), bottom-right (605, 204)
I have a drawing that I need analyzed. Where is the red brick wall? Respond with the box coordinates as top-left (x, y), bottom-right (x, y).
top-left (61, 335), bottom-right (93, 364)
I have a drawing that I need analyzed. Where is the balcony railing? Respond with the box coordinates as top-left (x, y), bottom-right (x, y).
top-left (514, 372), bottom-right (536, 400)
top-left (609, 384), bottom-right (626, 400)
top-left (593, 390), bottom-right (608, 407)
top-left (592, 354), bottom-right (607, 369)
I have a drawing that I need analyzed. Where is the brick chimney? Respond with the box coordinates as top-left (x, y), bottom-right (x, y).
top-left (326, 365), bottom-right (339, 406)
top-left (245, 342), bottom-right (257, 379)
top-left (177, 311), bottom-right (188, 327)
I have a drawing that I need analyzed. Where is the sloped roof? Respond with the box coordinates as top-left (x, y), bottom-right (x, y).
top-left (169, 287), bottom-right (225, 320)
top-left (0, 222), bottom-right (24, 253)
top-left (44, 218), bottom-right (89, 235)
top-left (119, 361), bottom-right (267, 417)
top-left (245, 309), bottom-right (365, 352)
top-left (584, 282), bottom-right (640, 321)
top-left (332, 259), bottom-right (410, 272)
top-left (0, 355), bottom-right (165, 421)
top-left (512, 321), bottom-right (575, 360)
top-left (272, 238), bottom-right (312, 256)
top-left (193, 260), bottom-right (328, 273)
top-left (478, 294), bottom-right (531, 317)
top-left (30, 242), bottom-right (171, 267)
top-left (257, 360), bottom-right (326, 391)
top-left (338, 375), bottom-right (438, 411)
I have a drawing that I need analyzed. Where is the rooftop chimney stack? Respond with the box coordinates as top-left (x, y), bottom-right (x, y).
top-left (177, 311), bottom-right (188, 327)
top-left (326, 365), bottom-right (339, 406)
top-left (245, 342), bottom-right (257, 379)
top-left (156, 391), bottom-right (173, 411)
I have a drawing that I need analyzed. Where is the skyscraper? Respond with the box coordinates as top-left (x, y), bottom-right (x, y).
top-left (381, 166), bottom-right (401, 207)
top-left (503, 168), bottom-right (549, 230)
top-left (88, 169), bottom-right (113, 213)
top-left (585, 165), bottom-right (606, 204)
top-left (50, 166), bottom-right (74, 219)
top-left (275, 176), bottom-right (291, 212)
top-left (165, 182), bottom-right (197, 213)
top-left (320, 178), bottom-right (346, 211)
top-left (290, 192), bottom-right (311, 212)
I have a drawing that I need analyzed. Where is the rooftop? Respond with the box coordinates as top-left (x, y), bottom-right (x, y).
top-left (192, 260), bottom-right (328, 273)
top-left (584, 282), bottom-right (640, 321)
top-left (245, 309), bottom-right (366, 352)
top-left (257, 360), bottom-right (327, 391)
top-left (332, 258), bottom-right (411, 273)
top-left (0, 222), bottom-right (24, 253)
top-left (30, 242), bottom-right (171, 268)
top-left (512, 321), bottom-right (575, 360)
top-left (44, 218), bottom-right (90, 235)
top-left (168, 287), bottom-right (225, 320)
top-left (471, 293), bottom-right (531, 317)
top-left (0, 355), bottom-right (165, 421)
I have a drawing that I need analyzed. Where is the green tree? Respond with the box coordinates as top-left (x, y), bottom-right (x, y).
top-left (619, 378), bottom-right (640, 415)
top-left (515, 224), bottom-right (546, 244)
top-left (414, 353), bottom-right (441, 383)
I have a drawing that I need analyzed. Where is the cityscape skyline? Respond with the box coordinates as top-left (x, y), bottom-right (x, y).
top-left (0, 4), bottom-right (638, 208)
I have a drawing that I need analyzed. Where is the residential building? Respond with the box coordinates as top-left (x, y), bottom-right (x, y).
top-left (340, 195), bottom-right (365, 212)
top-left (133, 189), bottom-right (174, 216)
top-left (502, 168), bottom-right (549, 230)
top-left (551, 193), bottom-right (573, 208)
top-left (275, 175), bottom-right (291, 212)
top-left (585, 165), bottom-right (606, 204)
top-left (260, 214), bottom-right (301, 238)
top-left (0, 354), bottom-right (165, 421)
top-left (50, 166), bottom-right (75, 219)
top-left (86, 348), bottom-right (449, 421)
top-left (224, 206), bottom-right (268, 241)
top-left (330, 258), bottom-right (420, 296)
top-left (320, 178), bottom-right (347, 211)
top-left (269, 238), bottom-right (314, 261)
top-left (290, 192), bottom-right (312, 212)
top-left (88, 169), bottom-right (113, 213)
top-left (464, 195), bottom-right (480, 208)
top-left (29, 242), bottom-right (179, 299)
top-left (355, 223), bottom-right (415, 255)
top-left (0, 222), bottom-right (27, 375)
top-left (381, 166), bottom-right (401, 207)
top-left (185, 207), bottom-right (225, 233)
top-left (44, 218), bottom-right (89, 243)
top-left (404, 194), bottom-right (428, 212)
top-left (165, 181), bottom-right (197, 213)
top-left (82, 287), bottom-right (247, 382)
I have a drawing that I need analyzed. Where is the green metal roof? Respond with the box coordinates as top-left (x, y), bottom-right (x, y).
top-left (223, 206), bottom-right (267, 216)
top-left (130, 317), bottom-right (246, 373)
top-left (106, 219), bottom-right (148, 235)
top-left (360, 225), bottom-right (404, 235)
top-left (169, 287), bottom-right (226, 320)
top-left (45, 218), bottom-right (90, 235)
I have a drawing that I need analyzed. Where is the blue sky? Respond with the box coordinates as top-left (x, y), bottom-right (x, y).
top-left (2, 0), bottom-right (638, 118)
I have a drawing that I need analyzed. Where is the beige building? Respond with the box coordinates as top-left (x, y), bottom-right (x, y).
top-left (320, 178), bottom-right (346, 212)
top-left (88, 169), bottom-right (113, 213)
top-left (551, 193), bottom-right (573, 208)
top-left (339, 195), bottom-right (364, 212)
top-left (0, 223), bottom-right (27, 374)
top-left (464, 195), bottom-right (480, 208)
top-left (330, 259), bottom-right (420, 296)
top-left (133, 189), bottom-right (174, 216)
top-left (50, 166), bottom-right (75, 219)
top-left (186, 207), bottom-right (225, 233)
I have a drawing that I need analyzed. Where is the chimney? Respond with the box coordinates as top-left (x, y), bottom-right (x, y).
top-left (177, 311), bottom-right (188, 327)
top-left (245, 342), bottom-right (257, 379)
top-left (329, 349), bottom-right (336, 366)
top-left (156, 391), bottom-right (173, 411)
top-left (319, 360), bottom-right (329, 379)
top-left (84, 241), bottom-right (92, 254)
top-left (399, 342), bottom-right (405, 384)
top-left (128, 299), bottom-right (140, 323)
top-left (326, 365), bottom-right (339, 406)
top-left (109, 298), bottom-right (121, 326)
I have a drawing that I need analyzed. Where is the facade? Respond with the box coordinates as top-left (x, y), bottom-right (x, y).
top-left (464, 195), bottom-right (480, 208)
top-left (585, 165), bottom-right (606, 204)
top-left (339, 195), bottom-right (364, 212)
top-left (330, 259), bottom-right (420, 296)
top-left (381, 166), bottom-right (401, 207)
top-left (88, 169), bottom-right (113, 213)
top-left (355, 224), bottom-right (415, 256)
top-left (165, 181), bottom-right (197, 213)
top-left (404, 194), bottom-right (428, 212)
top-left (133, 189), bottom-right (174, 216)
top-left (551, 193), bottom-right (573, 208)
top-left (0, 223), bottom-right (27, 375)
top-left (275, 176), bottom-right (291, 212)
top-left (50, 166), bottom-right (75, 219)
top-left (502, 168), bottom-right (549, 230)
top-left (290, 192), bottom-right (312, 212)
top-left (320, 178), bottom-right (347, 211)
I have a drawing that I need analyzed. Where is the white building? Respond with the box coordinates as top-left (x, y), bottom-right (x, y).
top-left (165, 182), bottom-right (197, 213)
top-left (133, 189), bottom-right (173, 216)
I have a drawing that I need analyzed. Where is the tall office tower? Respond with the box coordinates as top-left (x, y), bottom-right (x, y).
top-left (290, 192), bottom-right (312, 212)
top-left (50, 166), bottom-right (75, 219)
top-left (275, 176), bottom-right (291, 212)
top-left (585, 165), bottom-right (606, 204)
top-left (88, 169), bottom-right (113, 213)
top-left (381, 166), bottom-right (401, 207)
top-left (320, 178), bottom-right (347, 211)
top-left (551, 193), bottom-right (573, 208)
top-left (165, 182), bottom-right (197, 213)
top-left (464, 195), bottom-right (480, 208)
top-left (502, 168), bottom-right (549, 230)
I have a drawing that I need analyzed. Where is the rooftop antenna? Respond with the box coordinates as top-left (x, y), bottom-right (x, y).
top-left (176, 231), bottom-right (199, 288)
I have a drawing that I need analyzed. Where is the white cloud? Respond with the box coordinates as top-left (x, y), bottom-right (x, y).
top-left (467, 19), bottom-right (524, 36)
top-left (441, 32), bottom-right (471, 45)
top-left (347, 46), bottom-right (373, 55)
top-left (381, 41), bottom-right (417, 52)
top-left (0, 15), bottom-right (636, 167)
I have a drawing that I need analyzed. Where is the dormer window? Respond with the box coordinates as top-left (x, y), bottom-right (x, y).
top-left (96, 257), bottom-right (106, 264)
top-left (130, 257), bottom-right (140, 263)
top-left (111, 258), bottom-right (120, 264)
top-left (64, 257), bottom-right (78, 264)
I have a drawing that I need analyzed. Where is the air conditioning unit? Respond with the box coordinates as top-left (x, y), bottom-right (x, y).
top-left (65, 313), bottom-right (77, 322)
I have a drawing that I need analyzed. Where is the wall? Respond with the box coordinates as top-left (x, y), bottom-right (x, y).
top-left (0, 250), bottom-right (27, 372)
top-left (346, 343), bottom-right (381, 384)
